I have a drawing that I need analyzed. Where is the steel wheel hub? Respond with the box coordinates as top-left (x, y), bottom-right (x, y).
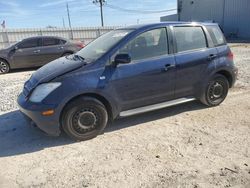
top-left (212, 82), bottom-right (223, 98)
top-left (209, 81), bottom-right (224, 100)
top-left (78, 111), bottom-right (97, 129)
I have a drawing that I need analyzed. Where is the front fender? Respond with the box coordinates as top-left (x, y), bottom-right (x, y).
top-left (42, 67), bottom-right (120, 121)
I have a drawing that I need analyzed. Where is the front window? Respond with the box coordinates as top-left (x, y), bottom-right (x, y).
top-left (18, 38), bottom-right (41, 49)
top-left (119, 28), bottom-right (169, 61)
top-left (76, 29), bottom-right (132, 61)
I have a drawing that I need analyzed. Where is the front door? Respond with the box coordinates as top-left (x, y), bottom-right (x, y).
top-left (11, 38), bottom-right (42, 68)
top-left (109, 28), bottom-right (176, 111)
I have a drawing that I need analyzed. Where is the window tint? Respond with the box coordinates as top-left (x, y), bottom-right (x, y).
top-left (120, 28), bottom-right (168, 61)
top-left (206, 25), bottom-right (226, 46)
top-left (18, 38), bottom-right (40, 49)
top-left (43, 38), bottom-right (60, 46)
top-left (174, 27), bottom-right (207, 53)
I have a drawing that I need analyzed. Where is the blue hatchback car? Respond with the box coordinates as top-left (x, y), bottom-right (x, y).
top-left (18, 22), bottom-right (238, 140)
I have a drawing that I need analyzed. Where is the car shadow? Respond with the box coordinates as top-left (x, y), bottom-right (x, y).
top-left (0, 101), bottom-right (205, 157)
top-left (10, 67), bottom-right (38, 73)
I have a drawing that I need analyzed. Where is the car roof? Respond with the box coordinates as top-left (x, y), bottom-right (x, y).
top-left (117, 22), bottom-right (219, 30)
top-left (22, 36), bottom-right (68, 41)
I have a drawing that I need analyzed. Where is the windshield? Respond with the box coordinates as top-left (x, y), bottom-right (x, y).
top-left (76, 29), bottom-right (132, 61)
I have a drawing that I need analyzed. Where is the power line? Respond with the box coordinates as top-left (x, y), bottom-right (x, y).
top-left (105, 4), bottom-right (177, 14)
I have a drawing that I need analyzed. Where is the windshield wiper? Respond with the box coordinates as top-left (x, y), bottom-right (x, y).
top-left (73, 54), bottom-right (85, 62)
top-left (65, 54), bottom-right (85, 62)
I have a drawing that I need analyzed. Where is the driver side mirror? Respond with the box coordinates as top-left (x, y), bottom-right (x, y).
top-left (14, 46), bottom-right (18, 50)
top-left (114, 53), bottom-right (131, 65)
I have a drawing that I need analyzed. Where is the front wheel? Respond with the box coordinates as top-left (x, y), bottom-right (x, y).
top-left (0, 60), bottom-right (10, 74)
top-left (200, 74), bottom-right (229, 107)
top-left (61, 97), bottom-right (108, 141)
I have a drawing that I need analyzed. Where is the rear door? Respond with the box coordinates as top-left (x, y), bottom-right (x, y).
top-left (172, 25), bottom-right (218, 98)
top-left (109, 27), bottom-right (176, 111)
top-left (206, 25), bottom-right (229, 64)
top-left (38, 37), bottom-right (65, 66)
top-left (12, 38), bottom-right (42, 68)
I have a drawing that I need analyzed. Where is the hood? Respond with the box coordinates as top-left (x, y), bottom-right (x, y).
top-left (32, 56), bottom-right (85, 83)
top-left (23, 56), bottom-right (85, 97)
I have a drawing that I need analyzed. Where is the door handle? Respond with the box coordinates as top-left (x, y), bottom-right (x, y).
top-left (207, 54), bottom-right (217, 61)
top-left (58, 46), bottom-right (64, 49)
top-left (164, 64), bottom-right (176, 71)
top-left (33, 50), bottom-right (40, 53)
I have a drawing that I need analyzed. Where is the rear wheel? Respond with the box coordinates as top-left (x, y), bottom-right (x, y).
top-left (61, 97), bottom-right (108, 141)
top-left (0, 59), bottom-right (10, 74)
top-left (200, 74), bottom-right (229, 106)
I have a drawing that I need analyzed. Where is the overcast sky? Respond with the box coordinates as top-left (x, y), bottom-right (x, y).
top-left (0, 0), bottom-right (177, 28)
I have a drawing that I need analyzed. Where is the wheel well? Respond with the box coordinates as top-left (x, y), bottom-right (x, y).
top-left (60, 93), bottom-right (113, 124)
top-left (0, 58), bottom-right (9, 65)
top-left (216, 70), bottom-right (233, 88)
top-left (0, 57), bottom-right (10, 70)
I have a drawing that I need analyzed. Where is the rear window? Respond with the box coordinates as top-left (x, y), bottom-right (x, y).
top-left (173, 26), bottom-right (207, 53)
top-left (43, 38), bottom-right (60, 46)
top-left (206, 25), bottom-right (226, 46)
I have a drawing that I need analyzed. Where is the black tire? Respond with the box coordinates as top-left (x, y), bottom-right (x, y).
top-left (200, 74), bottom-right (229, 107)
top-left (61, 97), bottom-right (108, 141)
top-left (0, 59), bottom-right (10, 74)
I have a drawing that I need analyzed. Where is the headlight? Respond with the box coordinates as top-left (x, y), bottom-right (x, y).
top-left (29, 82), bottom-right (61, 103)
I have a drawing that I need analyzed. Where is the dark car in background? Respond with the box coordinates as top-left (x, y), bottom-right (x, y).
top-left (0, 36), bottom-right (84, 74)
top-left (18, 22), bottom-right (238, 141)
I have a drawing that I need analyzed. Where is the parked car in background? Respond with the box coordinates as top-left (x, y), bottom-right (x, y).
top-left (0, 36), bottom-right (84, 74)
top-left (18, 22), bottom-right (238, 141)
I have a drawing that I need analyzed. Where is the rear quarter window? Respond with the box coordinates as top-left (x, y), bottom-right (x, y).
top-left (43, 38), bottom-right (60, 46)
top-left (206, 25), bottom-right (226, 46)
top-left (60, 39), bottom-right (67, 44)
top-left (173, 26), bottom-right (207, 53)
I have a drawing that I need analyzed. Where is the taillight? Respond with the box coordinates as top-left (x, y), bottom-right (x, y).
top-left (76, 42), bottom-right (85, 48)
top-left (228, 51), bottom-right (234, 61)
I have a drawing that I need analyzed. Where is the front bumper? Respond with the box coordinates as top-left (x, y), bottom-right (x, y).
top-left (17, 93), bottom-right (61, 136)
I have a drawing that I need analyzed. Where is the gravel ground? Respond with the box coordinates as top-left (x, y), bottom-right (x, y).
top-left (0, 44), bottom-right (250, 188)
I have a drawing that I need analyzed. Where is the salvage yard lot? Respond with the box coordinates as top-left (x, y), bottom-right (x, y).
top-left (0, 44), bottom-right (250, 187)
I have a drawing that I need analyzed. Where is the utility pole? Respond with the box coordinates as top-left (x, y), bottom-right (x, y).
top-left (177, 0), bottom-right (181, 21)
top-left (62, 17), bottom-right (65, 28)
top-left (93, 0), bottom-right (105, 27)
top-left (66, 2), bottom-right (72, 28)
top-left (66, 2), bottom-right (73, 39)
